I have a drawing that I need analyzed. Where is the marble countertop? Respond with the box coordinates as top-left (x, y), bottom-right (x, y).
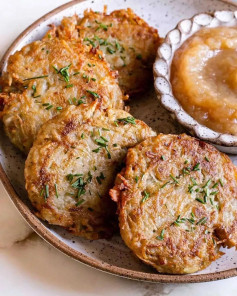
top-left (0, 1), bottom-right (237, 295)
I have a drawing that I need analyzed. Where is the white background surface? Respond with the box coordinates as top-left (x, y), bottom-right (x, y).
top-left (0, 0), bottom-right (237, 295)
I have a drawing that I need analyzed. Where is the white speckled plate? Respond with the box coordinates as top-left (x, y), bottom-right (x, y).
top-left (1, 0), bottom-right (237, 283)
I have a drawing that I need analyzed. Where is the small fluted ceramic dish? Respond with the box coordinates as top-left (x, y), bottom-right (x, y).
top-left (1, 0), bottom-right (237, 284)
top-left (154, 10), bottom-right (237, 154)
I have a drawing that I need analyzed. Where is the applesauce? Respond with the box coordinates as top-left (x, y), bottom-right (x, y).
top-left (171, 27), bottom-right (237, 135)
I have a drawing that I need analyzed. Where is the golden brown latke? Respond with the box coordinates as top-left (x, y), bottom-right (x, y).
top-left (0, 38), bottom-right (126, 153)
top-left (110, 134), bottom-right (237, 274)
top-left (25, 102), bottom-right (156, 240)
top-left (45, 8), bottom-right (161, 95)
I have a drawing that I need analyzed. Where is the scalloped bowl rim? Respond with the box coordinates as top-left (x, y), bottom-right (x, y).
top-left (154, 10), bottom-right (237, 152)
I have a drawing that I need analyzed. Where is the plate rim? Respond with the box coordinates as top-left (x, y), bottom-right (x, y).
top-left (0, 0), bottom-right (237, 283)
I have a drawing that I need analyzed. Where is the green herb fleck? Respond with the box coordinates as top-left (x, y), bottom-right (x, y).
top-left (141, 191), bottom-right (150, 203)
top-left (65, 84), bottom-right (73, 88)
top-left (23, 75), bottom-right (48, 81)
top-left (161, 181), bottom-right (170, 188)
top-left (76, 199), bottom-right (85, 207)
top-left (173, 215), bottom-right (186, 226)
top-left (202, 179), bottom-right (211, 188)
top-left (45, 104), bottom-right (53, 110)
top-left (195, 198), bottom-right (205, 204)
top-left (193, 163), bottom-right (200, 171)
top-left (107, 47), bottom-right (115, 54)
top-left (53, 64), bottom-right (71, 82)
top-left (86, 90), bottom-right (100, 98)
top-left (116, 117), bottom-right (136, 125)
top-left (196, 217), bottom-right (207, 225)
top-left (87, 171), bottom-right (92, 183)
top-left (170, 174), bottom-right (179, 184)
top-left (44, 184), bottom-right (49, 200)
top-left (156, 229), bottom-right (165, 240)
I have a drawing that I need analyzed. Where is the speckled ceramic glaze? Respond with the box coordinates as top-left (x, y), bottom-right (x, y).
top-left (154, 10), bottom-right (237, 153)
top-left (1, 0), bottom-right (237, 283)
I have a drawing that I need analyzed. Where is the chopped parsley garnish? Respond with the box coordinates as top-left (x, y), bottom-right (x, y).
top-left (202, 179), bottom-right (211, 188)
top-left (66, 173), bottom-right (83, 183)
top-left (205, 156), bottom-right (210, 162)
top-left (173, 215), bottom-right (186, 226)
top-left (92, 136), bottom-right (111, 159)
top-left (76, 199), bottom-right (85, 207)
top-left (82, 74), bottom-right (90, 82)
top-left (135, 176), bottom-right (139, 183)
top-left (160, 155), bottom-right (165, 161)
top-left (141, 191), bottom-right (150, 203)
top-left (182, 167), bottom-right (191, 175)
top-left (196, 217), bottom-right (207, 225)
top-left (87, 171), bottom-right (92, 183)
top-left (81, 133), bottom-right (85, 139)
top-left (53, 64), bottom-right (71, 82)
top-left (86, 90), bottom-right (100, 99)
top-left (44, 184), bottom-right (49, 200)
top-left (32, 85), bottom-right (37, 97)
top-left (67, 174), bottom-right (87, 198)
top-left (193, 163), bottom-right (200, 171)
top-left (95, 20), bottom-right (112, 31)
top-left (107, 47), bottom-right (115, 54)
top-left (84, 37), bottom-right (96, 47)
top-left (195, 197), bottom-right (206, 204)
top-left (170, 174), bottom-right (179, 185)
top-left (96, 172), bottom-right (105, 185)
top-left (56, 106), bottom-right (62, 111)
top-left (65, 84), bottom-right (73, 88)
top-left (45, 104), bottom-right (53, 110)
top-left (113, 143), bottom-right (118, 147)
top-left (115, 117), bottom-right (136, 125)
top-left (115, 41), bottom-right (121, 50)
top-left (23, 75), bottom-right (48, 81)
top-left (78, 99), bottom-right (86, 105)
top-left (161, 181), bottom-right (170, 188)
top-left (156, 229), bottom-right (165, 240)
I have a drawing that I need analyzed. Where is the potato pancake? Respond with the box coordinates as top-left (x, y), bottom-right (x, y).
top-left (45, 8), bottom-right (161, 95)
top-left (110, 134), bottom-right (237, 274)
top-left (25, 102), bottom-right (155, 240)
top-left (0, 38), bottom-right (126, 153)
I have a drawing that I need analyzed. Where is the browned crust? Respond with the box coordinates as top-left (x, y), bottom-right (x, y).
top-left (45, 7), bottom-right (161, 95)
top-left (111, 134), bottom-right (237, 274)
